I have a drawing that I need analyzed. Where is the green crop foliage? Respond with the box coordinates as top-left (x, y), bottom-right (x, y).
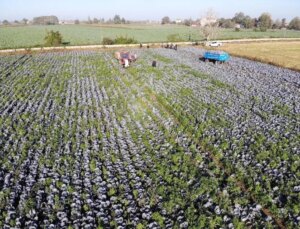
top-left (152, 212), bottom-right (165, 227)
top-left (0, 48), bottom-right (297, 228)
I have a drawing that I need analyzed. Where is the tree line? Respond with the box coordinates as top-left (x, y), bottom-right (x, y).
top-left (0, 15), bottom-right (130, 26)
top-left (218, 12), bottom-right (300, 31)
top-left (1, 12), bottom-right (299, 30)
top-left (161, 12), bottom-right (300, 31)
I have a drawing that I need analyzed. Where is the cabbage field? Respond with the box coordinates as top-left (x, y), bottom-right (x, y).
top-left (0, 47), bottom-right (299, 229)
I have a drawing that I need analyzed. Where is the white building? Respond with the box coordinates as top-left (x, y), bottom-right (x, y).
top-left (59, 20), bottom-right (75, 25)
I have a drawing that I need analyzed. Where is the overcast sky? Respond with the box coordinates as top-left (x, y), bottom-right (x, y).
top-left (0, 0), bottom-right (299, 21)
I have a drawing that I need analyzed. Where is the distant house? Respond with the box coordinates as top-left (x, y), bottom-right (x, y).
top-left (59, 20), bottom-right (75, 25)
top-left (175, 19), bottom-right (182, 24)
top-left (148, 20), bottom-right (160, 24)
top-left (200, 17), bottom-right (217, 27)
top-left (235, 24), bottom-right (241, 29)
top-left (136, 20), bottom-right (159, 24)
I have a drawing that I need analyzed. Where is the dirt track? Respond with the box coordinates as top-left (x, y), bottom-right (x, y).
top-left (1, 38), bottom-right (300, 54)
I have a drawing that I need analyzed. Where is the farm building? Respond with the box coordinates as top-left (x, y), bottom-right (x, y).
top-left (59, 20), bottom-right (75, 25)
top-left (33, 16), bottom-right (59, 25)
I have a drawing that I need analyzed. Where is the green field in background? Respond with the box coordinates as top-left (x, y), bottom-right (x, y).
top-left (0, 24), bottom-right (300, 49)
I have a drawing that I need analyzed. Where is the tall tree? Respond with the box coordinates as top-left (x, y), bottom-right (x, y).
top-left (243, 16), bottom-right (254, 29)
top-left (3, 20), bottom-right (10, 25)
top-left (113, 15), bottom-right (121, 24)
top-left (289, 17), bottom-right (300, 30)
top-left (258, 13), bottom-right (272, 31)
top-left (22, 18), bottom-right (28, 25)
top-left (232, 12), bottom-right (254, 28)
top-left (161, 16), bottom-right (170, 25)
top-left (218, 18), bottom-right (235, 28)
top-left (183, 18), bottom-right (192, 26)
top-left (232, 12), bottom-right (246, 25)
top-left (199, 9), bottom-right (219, 41)
top-left (93, 18), bottom-right (99, 24)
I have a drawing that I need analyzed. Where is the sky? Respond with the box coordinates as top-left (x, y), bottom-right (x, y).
top-left (0, 0), bottom-right (299, 21)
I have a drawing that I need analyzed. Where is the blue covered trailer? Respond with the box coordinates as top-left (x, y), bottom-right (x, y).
top-left (202, 51), bottom-right (230, 63)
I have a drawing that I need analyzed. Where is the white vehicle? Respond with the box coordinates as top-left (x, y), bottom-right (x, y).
top-left (207, 41), bottom-right (223, 47)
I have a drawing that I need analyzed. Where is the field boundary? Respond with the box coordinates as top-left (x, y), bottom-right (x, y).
top-left (225, 52), bottom-right (300, 73)
top-left (1, 38), bottom-right (300, 54)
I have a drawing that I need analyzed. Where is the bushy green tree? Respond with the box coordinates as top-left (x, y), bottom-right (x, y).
top-left (114, 15), bottom-right (121, 24)
top-left (161, 16), bottom-right (170, 25)
top-left (289, 17), bottom-right (300, 30)
top-left (218, 18), bottom-right (235, 28)
top-left (243, 16), bottom-right (255, 28)
top-left (184, 19), bottom-right (192, 26)
top-left (232, 12), bottom-right (246, 25)
top-left (232, 12), bottom-right (255, 28)
top-left (93, 18), bottom-right (99, 24)
top-left (22, 18), bottom-right (28, 25)
top-left (2, 19), bottom-right (9, 25)
top-left (44, 30), bottom-right (63, 46)
top-left (258, 13), bottom-right (272, 31)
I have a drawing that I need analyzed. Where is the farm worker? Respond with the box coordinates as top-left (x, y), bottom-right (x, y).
top-left (124, 59), bottom-right (129, 68)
